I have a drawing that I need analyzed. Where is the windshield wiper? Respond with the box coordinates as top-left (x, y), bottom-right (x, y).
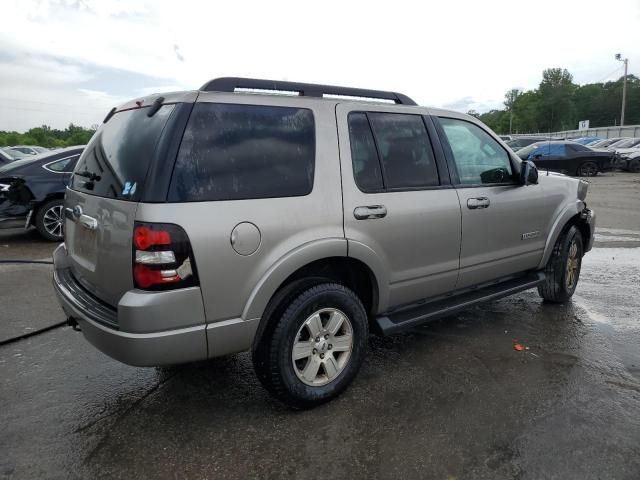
top-left (74, 170), bottom-right (101, 182)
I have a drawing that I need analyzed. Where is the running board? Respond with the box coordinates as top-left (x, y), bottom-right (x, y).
top-left (376, 272), bottom-right (545, 335)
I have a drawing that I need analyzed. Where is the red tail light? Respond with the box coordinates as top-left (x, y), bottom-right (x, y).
top-left (132, 222), bottom-right (198, 291)
top-left (134, 225), bottom-right (171, 250)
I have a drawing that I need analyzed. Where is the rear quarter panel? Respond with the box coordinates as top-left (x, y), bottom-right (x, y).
top-left (136, 94), bottom-right (345, 323)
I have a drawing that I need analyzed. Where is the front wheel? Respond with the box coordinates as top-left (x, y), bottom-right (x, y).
top-left (628, 158), bottom-right (640, 173)
top-left (577, 161), bottom-right (598, 177)
top-left (538, 225), bottom-right (583, 303)
top-left (252, 283), bottom-right (369, 409)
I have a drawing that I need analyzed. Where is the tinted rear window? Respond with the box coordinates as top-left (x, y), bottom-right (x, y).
top-left (70, 105), bottom-right (175, 200)
top-left (168, 103), bottom-right (315, 202)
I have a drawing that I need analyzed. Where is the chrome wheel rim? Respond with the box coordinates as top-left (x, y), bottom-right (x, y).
top-left (566, 240), bottom-right (580, 289)
top-left (292, 308), bottom-right (353, 387)
top-left (43, 205), bottom-right (64, 238)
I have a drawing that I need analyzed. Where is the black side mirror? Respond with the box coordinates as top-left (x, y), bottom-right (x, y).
top-left (520, 160), bottom-right (538, 185)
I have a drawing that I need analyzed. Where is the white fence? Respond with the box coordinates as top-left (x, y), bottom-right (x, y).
top-left (519, 125), bottom-right (640, 139)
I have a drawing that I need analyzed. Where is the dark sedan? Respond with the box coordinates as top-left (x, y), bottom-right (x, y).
top-left (515, 141), bottom-right (614, 177)
top-left (0, 146), bottom-right (84, 240)
top-left (506, 136), bottom-right (551, 150)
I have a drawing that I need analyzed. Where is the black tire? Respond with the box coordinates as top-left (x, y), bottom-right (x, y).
top-left (576, 161), bottom-right (598, 177)
top-left (537, 225), bottom-right (583, 303)
top-left (252, 282), bottom-right (368, 409)
top-left (628, 158), bottom-right (640, 173)
top-left (34, 199), bottom-right (64, 242)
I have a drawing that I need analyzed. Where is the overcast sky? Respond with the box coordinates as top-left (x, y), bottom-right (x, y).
top-left (1, 0), bottom-right (639, 132)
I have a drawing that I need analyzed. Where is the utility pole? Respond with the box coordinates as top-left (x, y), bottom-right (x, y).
top-left (615, 53), bottom-right (628, 126)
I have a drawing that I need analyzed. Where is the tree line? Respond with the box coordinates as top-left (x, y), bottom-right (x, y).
top-left (0, 124), bottom-right (96, 148)
top-left (469, 68), bottom-right (639, 134)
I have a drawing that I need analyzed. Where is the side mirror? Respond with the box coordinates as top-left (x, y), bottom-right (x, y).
top-left (520, 160), bottom-right (538, 185)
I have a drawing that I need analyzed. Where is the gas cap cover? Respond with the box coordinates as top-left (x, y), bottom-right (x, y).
top-left (230, 222), bottom-right (261, 256)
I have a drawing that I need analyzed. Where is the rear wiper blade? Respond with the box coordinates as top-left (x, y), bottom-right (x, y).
top-left (74, 170), bottom-right (101, 181)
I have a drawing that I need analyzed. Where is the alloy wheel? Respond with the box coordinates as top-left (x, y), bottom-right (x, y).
top-left (292, 308), bottom-right (353, 387)
top-left (566, 240), bottom-right (580, 289)
top-left (43, 204), bottom-right (64, 239)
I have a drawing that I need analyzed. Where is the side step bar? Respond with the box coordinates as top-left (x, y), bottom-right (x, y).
top-left (376, 271), bottom-right (545, 335)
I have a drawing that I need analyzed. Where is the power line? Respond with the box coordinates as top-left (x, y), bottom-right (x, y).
top-left (593, 65), bottom-right (624, 84)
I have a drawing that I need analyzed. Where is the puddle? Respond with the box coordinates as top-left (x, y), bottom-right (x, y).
top-left (574, 247), bottom-right (640, 330)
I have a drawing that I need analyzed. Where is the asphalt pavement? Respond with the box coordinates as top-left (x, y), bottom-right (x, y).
top-left (1, 173), bottom-right (640, 479)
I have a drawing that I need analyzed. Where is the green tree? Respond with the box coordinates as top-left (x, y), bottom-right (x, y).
top-left (537, 68), bottom-right (577, 131)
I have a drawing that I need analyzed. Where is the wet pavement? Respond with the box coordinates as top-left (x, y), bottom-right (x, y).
top-left (1, 173), bottom-right (640, 479)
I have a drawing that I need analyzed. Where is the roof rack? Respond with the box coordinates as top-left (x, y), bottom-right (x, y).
top-left (199, 77), bottom-right (417, 106)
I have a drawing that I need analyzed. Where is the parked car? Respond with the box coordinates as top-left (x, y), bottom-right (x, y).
top-left (53, 78), bottom-right (595, 408)
top-left (572, 137), bottom-right (601, 145)
top-left (515, 141), bottom-right (614, 176)
top-left (506, 136), bottom-right (551, 150)
top-left (0, 149), bottom-right (16, 166)
top-left (0, 146), bottom-right (84, 240)
top-left (6, 145), bottom-right (49, 156)
top-left (617, 150), bottom-right (640, 172)
top-left (589, 137), bottom-right (627, 149)
top-left (608, 137), bottom-right (640, 151)
top-left (1, 147), bottom-right (30, 160)
top-left (499, 135), bottom-right (513, 141)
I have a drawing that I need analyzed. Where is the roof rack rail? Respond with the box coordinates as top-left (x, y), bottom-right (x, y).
top-left (199, 77), bottom-right (417, 106)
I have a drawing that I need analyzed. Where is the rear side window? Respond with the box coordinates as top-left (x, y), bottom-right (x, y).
top-left (347, 112), bottom-right (439, 192)
top-left (347, 113), bottom-right (384, 192)
top-left (369, 113), bottom-right (439, 189)
top-left (70, 105), bottom-right (175, 200)
top-left (45, 155), bottom-right (79, 172)
top-left (168, 103), bottom-right (315, 202)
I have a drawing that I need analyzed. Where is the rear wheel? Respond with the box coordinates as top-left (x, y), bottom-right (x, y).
top-left (538, 225), bottom-right (583, 303)
top-left (252, 282), bottom-right (368, 409)
top-left (577, 161), bottom-right (598, 177)
top-left (35, 199), bottom-right (64, 242)
top-left (628, 158), bottom-right (640, 173)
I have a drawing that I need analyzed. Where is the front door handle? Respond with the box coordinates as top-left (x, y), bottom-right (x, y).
top-left (354, 205), bottom-right (387, 220)
top-left (467, 197), bottom-right (490, 209)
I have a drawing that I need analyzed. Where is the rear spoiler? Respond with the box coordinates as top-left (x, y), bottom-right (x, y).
top-left (104, 91), bottom-right (199, 123)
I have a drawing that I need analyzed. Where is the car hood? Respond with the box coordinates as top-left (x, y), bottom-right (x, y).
top-left (616, 148), bottom-right (640, 155)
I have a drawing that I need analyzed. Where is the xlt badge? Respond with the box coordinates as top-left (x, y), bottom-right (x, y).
top-left (521, 231), bottom-right (540, 240)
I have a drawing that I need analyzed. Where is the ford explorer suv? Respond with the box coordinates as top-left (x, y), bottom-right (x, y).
top-left (53, 78), bottom-right (595, 409)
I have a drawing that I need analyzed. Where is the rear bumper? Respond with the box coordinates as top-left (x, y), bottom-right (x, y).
top-left (52, 244), bottom-right (208, 366)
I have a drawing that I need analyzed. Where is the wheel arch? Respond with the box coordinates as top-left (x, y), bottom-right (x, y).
top-left (246, 246), bottom-right (382, 349)
top-left (538, 200), bottom-right (592, 268)
top-left (29, 192), bottom-right (65, 226)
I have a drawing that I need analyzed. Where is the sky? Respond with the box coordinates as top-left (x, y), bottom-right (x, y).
top-left (1, 0), bottom-right (639, 132)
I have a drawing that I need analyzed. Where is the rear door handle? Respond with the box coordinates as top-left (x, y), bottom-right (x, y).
top-left (467, 197), bottom-right (490, 209)
top-left (354, 205), bottom-right (387, 220)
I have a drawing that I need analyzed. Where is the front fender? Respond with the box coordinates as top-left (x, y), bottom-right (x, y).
top-left (242, 238), bottom-right (348, 320)
top-left (538, 199), bottom-right (585, 269)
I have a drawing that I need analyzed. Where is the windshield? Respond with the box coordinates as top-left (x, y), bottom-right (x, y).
top-left (70, 105), bottom-right (175, 201)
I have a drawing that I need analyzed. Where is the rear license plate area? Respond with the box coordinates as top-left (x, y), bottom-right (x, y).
top-left (69, 224), bottom-right (97, 268)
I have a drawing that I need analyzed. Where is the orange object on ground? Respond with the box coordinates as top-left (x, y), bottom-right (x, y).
top-left (513, 343), bottom-right (525, 351)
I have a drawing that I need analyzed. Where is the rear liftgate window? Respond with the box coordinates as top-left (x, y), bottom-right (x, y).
top-left (70, 105), bottom-right (176, 200)
top-left (168, 103), bottom-right (315, 202)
